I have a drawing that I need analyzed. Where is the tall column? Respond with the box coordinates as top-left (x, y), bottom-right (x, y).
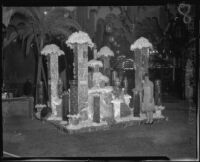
top-left (49, 54), bottom-right (59, 116)
top-left (141, 48), bottom-right (149, 74)
top-left (77, 43), bottom-right (88, 112)
top-left (62, 92), bottom-right (69, 121)
top-left (134, 47), bottom-right (149, 90)
top-left (133, 47), bottom-right (150, 116)
top-left (70, 80), bottom-right (78, 114)
top-left (93, 95), bottom-right (100, 123)
top-left (70, 43), bottom-right (89, 114)
top-left (134, 49), bottom-right (142, 91)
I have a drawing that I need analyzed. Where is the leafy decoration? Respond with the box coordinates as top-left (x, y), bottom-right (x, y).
top-left (3, 7), bottom-right (81, 56)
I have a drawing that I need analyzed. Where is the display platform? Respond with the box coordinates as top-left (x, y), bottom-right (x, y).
top-left (46, 114), bottom-right (167, 134)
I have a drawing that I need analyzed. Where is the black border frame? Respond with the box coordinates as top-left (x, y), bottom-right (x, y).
top-left (1, 0), bottom-right (199, 161)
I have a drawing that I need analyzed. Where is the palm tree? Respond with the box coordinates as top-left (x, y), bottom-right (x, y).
top-left (3, 7), bottom-right (81, 104)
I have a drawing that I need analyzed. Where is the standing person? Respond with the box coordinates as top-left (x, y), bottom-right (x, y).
top-left (142, 73), bottom-right (155, 124)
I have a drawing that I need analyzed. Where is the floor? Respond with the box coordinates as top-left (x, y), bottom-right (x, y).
top-left (2, 96), bottom-right (197, 160)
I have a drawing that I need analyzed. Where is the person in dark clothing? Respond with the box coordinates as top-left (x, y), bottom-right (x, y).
top-left (23, 79), bottom-right (33, 96)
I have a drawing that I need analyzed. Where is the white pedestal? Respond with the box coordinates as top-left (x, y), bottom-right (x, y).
top-left (111, 99), bottom-right (122, 118)
top-left (124, 94), bottom-right (131, 106)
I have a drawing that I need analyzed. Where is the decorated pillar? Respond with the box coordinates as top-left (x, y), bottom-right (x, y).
top-left (97, 46), bottom-right (114, 85)
top-left (69, 80), bottom-right (78, 114)
top-left (49, 53), bottom-right (59, 115)
top-left (112, 70), bottom-right (118, 86)
top-left (41, 44), bottom-right (64, 119)
top-left (77, 43), bottom-right (88, 112)
top-left (88, 59), bottom-right (103, 87)
top-left (62, 91), bottom-right (70, 121)
top-left (88, 72), bottom-right (93, 89)
top-left (130, 37), bottom-right (152, 115)
top-left (93, 95), bottom-right (100, 123)
top-left (66, 31), bottom-right (94, 114)
top-left (70, 43), bottom-right (88, 113)
top-left (88, 45), bottom-right (98, 88)
top-left (141, 48), bottom-right (150, 73)
top-left (130, 37), bottom-right (152, 91)
top-left (133, 49), bottom-right (142, 91)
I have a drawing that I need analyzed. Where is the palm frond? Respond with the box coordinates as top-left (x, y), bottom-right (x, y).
top-left (11, 7), bottom-right (38, 21)
top-left (17, 25), bottom-right (32, 40)
top-left (5, 7), bottom-right (81, 55)
top-left (26, 34), bottom-right (35, 56)
top-left (10, 14), bottom-right (29, 30)
top-left (5, 24), bottom-right (18, 37)
top-left (22, 27), bottom-right (33, 39)
top-left (28, 7), bottom-right (44, 22)
top-left (21, 36), bottom-right (27, 55)
top-left (28, 7), bottom-right (45, 30)
top-left (21, 28), bottom-right (32, 51)
top-left (3, 32), bottom-right (18, 48)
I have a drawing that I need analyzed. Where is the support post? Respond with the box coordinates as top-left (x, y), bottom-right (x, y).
top-left (70, 43), bottom-right (89, 114)
top-left (93, 95), bottom-right (100, 123)
top-left (69, 80), bottom-right (78, 114)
